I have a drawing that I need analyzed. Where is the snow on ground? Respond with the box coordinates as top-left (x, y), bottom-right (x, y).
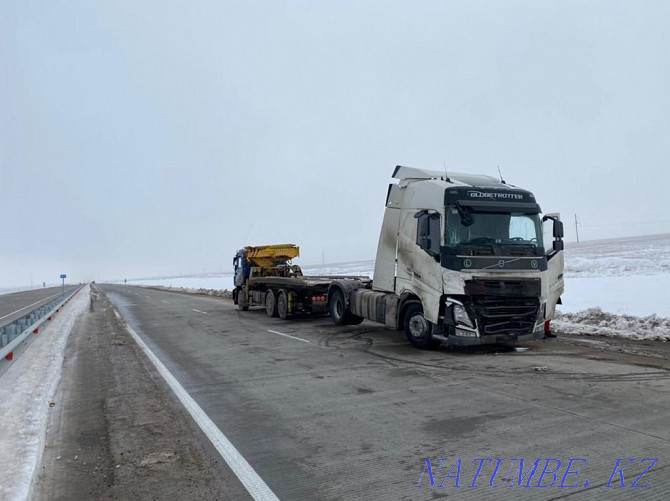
top-left (563, 233), bottom-right (670, 278)
top-left (0, 285), bottom-right (89, 501)
top-left (556, 234), bottom-right (670, 340)
top-left (554, 309), bottom-right (670, 341)
top-left (121, 234), bottom-right (670, 341)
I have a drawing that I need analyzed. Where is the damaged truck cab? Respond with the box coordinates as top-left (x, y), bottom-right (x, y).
top-left (334, 166), bottom-right (565, 348)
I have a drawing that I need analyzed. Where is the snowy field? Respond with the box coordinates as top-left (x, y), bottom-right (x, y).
top-left (120, 234), bottom-right (670, 341)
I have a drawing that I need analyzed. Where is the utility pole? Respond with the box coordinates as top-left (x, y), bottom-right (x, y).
top-left (574, 214), bottom-right (580, 243)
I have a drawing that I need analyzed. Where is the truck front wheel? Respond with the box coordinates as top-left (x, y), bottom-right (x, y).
top-left (265, 290), bottom-right (279, 317)
top-left (404, 303), bottom-right (438, 350)
top-left (237, 287), bottom-right (249, 311)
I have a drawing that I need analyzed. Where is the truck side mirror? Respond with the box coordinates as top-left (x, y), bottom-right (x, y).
top-left (553, 240), bottom-right (564, 252)
top-left (553, 220), bottom-right (564, 239)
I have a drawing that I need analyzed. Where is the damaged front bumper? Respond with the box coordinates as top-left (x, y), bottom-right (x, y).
top-left (438, 295), bottom-right (546, 346)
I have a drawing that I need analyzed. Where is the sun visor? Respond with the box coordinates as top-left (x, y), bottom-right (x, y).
top-left (446, 186), bottom-right (541, 213)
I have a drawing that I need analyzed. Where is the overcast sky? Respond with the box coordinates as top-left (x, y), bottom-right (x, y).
top-left (2, 1), bottom-right (669, 286)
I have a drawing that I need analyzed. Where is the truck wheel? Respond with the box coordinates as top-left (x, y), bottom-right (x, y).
top-left (237, 287), bottom-right (249, 311)
top-left (329, 288), bottom-right (348, 325)
top-left (277, 289), bottom-right (290, 319)
top-left (404, 303), bottom-right (438, 350)
top-left (265, 290), bottom-right (278, 317)
top-left (329, 288), bottom-right (363, 325)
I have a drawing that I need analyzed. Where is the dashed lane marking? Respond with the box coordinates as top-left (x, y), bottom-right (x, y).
top-left (267, 330), bottom-right (311, 344)
top-left (192, 309), bottom-right (211, 315)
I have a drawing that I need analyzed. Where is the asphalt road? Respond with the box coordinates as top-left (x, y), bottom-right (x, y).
top-left (92, 284), bottom-right (670, 500)
top-left (0, 285), bottom-right (78, 328)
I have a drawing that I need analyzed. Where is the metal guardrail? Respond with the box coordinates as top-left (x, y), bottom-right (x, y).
top-left (0, 286), bottom-right (82, 361)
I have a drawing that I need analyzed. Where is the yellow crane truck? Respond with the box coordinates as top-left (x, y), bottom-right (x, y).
top-left (232, 244), bottom-right (371, 320)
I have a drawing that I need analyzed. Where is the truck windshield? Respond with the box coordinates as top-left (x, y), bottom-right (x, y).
top-left (446, 208), bottom-right (544, 250)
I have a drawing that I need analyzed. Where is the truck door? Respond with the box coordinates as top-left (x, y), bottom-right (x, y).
top-left (396, 209), bottom-right (444, 323)
top-left (233, 252), bottom-right (245, 287)
top-left (542, 213), bottom-right (565, 319)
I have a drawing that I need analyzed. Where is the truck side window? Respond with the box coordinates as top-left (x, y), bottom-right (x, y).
top-left (415, 211), bottom-right (441, 257)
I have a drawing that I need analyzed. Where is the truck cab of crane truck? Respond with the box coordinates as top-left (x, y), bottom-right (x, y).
top-left (232, 249), bottom-right (250, 309)
top-left (371, 165), bottom-right (564, 348)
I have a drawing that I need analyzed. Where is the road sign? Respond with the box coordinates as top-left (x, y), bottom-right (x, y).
top-left (60, 274), bottom-right (67, 279)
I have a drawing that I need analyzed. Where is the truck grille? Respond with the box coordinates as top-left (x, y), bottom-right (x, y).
top-left (464, 278), bottom-right (541, 297)
top-left (469, 297), bottom-right (539, 336)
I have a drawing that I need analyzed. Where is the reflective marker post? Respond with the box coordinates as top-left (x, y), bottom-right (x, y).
top-left (60, 274), bottom-right (66, 296)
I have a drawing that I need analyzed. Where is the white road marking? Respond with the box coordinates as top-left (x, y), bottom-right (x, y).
top-left (114, 309), bottom-right (279, 501)
top-left (145, 295), bottom-right (150, 299)
top-left (267, 329), bottom-right (311, 344)
top-left (192, 309), bottom-right (211, 315)
top-left (161, 300), bottom-right (170, 304)
top-left (0, 291), bottom-right (65, 321)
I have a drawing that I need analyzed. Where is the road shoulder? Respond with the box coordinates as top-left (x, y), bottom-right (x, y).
top-left (33, 286), bottom-right (250, 500)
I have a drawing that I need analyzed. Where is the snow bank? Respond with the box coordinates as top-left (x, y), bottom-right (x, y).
top-left (0, 286), bottom-right (89, 501)
top-left (555, 308), bottom-right (670, 341)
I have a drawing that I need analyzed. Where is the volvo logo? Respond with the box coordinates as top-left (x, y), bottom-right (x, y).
top-left (498, 260), bottom-right (505, 268)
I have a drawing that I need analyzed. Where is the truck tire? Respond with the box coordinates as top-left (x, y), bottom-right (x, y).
top-left (329, 288), bottom-right (348, 325)
top-left (237, 287), bottom-right (249, 311)
top-left (329, 288), bottom-right (364, 325)
top-left (265, 290), bottom-right (279, 317)
top-left (277, 289), bottom-right (291, 320)
top-left (404, 302), bottom-right (438, 350)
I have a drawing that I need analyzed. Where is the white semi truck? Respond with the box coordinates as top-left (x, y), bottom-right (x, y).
top-left (235, 165), bottom-right (564, 349)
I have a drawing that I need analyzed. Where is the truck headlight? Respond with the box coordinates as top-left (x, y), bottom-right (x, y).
top-left (455, 327), bottom-right (477, 337)
top-left (453, 303), bottom-right (474, 328)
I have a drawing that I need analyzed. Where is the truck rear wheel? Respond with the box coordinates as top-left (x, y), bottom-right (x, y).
top-left (404, 303), bottom-right (438, 350)
top-left (277, 289), bottom-right (291, 320)
top-left (328, 288), bottom-right (364, 325)
top-left (329, 288), bottom-right (348, 325)
top-left (265, 290), bottom-right (279, 317)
